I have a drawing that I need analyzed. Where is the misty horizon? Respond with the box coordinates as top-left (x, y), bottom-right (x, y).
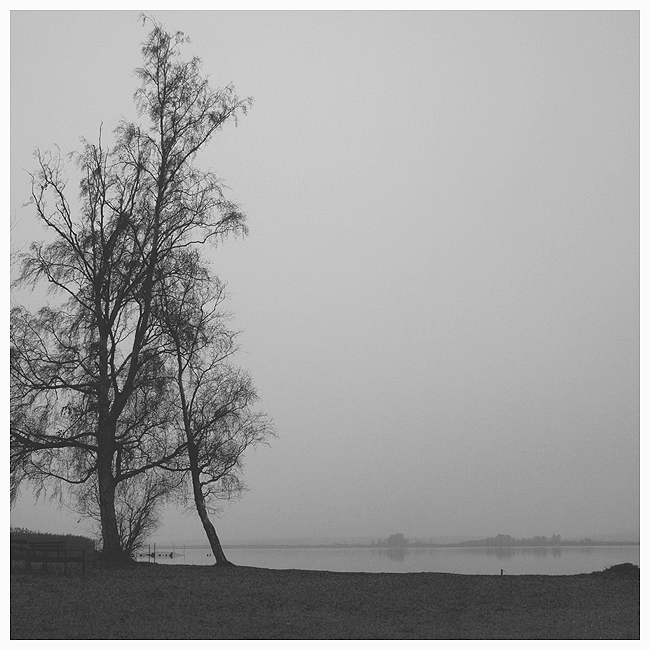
top-left (150, 530), bottom-right (641, 549)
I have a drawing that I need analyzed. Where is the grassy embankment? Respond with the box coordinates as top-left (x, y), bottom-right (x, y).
top-left (10, 560), bottom-right (639, 639)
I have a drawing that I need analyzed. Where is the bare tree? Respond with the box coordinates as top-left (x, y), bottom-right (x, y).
top-left (10, 18), bottom-right (253, 562)
top-left (155, 251), bottom-right (274, 565)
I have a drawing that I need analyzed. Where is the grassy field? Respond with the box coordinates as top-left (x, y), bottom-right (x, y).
top-left (10, 561), bottom-right (639, 639)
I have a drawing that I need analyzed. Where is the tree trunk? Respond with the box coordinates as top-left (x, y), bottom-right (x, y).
top-left (97, 444), bottom-right (123, 563)
top-left (197, 497), bottom-right (231, 566)
top-left (95, 322), bottom-right (125, 563)
top-left (190, 463), bottom-right (231, 566)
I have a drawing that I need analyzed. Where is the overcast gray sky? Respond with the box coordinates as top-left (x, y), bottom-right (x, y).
top-left (10, 10), bottom-right (639, 543)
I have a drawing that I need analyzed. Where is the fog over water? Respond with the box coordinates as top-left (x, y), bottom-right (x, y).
top-left (9, 11), bottom-right (639, 545)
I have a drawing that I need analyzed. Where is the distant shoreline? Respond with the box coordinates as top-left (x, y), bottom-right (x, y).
top-left (162, 542), bottom-right (640, 550)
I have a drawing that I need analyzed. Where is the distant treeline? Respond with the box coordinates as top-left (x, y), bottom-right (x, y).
top-left (165, 533), bottom-right (641, 551)
top-left (10, 527), bottom-right (97, 551)
top-left (370, 533), bottom-right (639, 549)
top-left (449, 534), bottom-right (638, 548)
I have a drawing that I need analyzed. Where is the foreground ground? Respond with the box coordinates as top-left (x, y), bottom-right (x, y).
top-left (10, 561), bottom-right (639, 639)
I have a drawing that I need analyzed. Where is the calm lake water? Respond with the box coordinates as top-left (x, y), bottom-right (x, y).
top-left (137, 545), bottom-right (640, 575)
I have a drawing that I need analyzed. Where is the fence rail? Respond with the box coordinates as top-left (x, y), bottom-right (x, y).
top-left (11, 539), bottom-right (86, 574)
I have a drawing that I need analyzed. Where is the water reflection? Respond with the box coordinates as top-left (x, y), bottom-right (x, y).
top-left (376, 545), bottom-right (600, 563)
top-left (377, 547), bottom-right (407, 562)
top-left (138, 544), bottom-right (639, 574)
top-left (461, 546), bottom-right (595, 560)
